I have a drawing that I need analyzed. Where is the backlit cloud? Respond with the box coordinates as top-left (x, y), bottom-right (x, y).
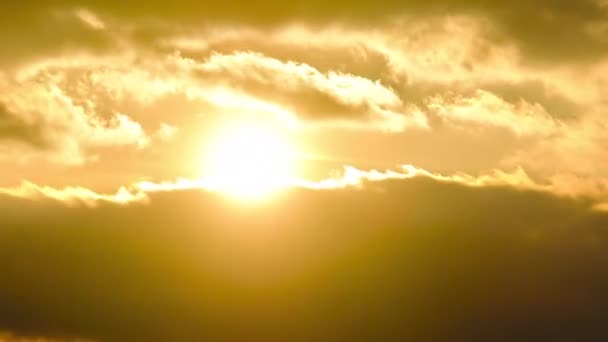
top-left (427, 90), bottom-right (561, 136)
top-left (1, 167), bottom-right (608, 341)
top-left (2, 3), bottom-right (608, 340)
top-left (0, 73), bottom-right (148, 164)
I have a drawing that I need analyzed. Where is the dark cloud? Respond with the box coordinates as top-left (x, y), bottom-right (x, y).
top-left (3, 0), bottom-right (608, 65)
top-left (1, 177), bottom-right (607, 341)
top-left (66, 0), bottom-right (608, 62)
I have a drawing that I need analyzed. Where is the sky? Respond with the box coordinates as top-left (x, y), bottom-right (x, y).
top-left (1, 1), bottom-right (608, 341)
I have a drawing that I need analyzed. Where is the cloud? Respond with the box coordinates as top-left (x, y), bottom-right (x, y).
top-left (152, 16), bottom-right (604, 106)
top-left (0, 103), bottom-right (47, 147)
top-left (1, 163), bottom-right (605, 210)
top-left (3, 8), bottom-right (601, 139)
top-left (0, 181), bottom-right (147, 206)
top-left (503, 110), bottom-right (608, 183)
top-left (0, 5), bottom-right (116, 68)
top-left (6, 49), bottom-right (428, 136)
top-left (1, 169), bottom-right (607, 341)
top-left (145, 18), bottom-right (600, 132)
top-left (73, 8), bottom-right (106, 31)
top-left (51, 0), bottom-right (608, 64)
top-left (427, 89), bottom-right (562, 136)
top-left (2, 6), bottom-right (607, 204)
top-left (0, 71), bottom-right (149, 165)
top-left (188, 51), bottom-right (428, 131)
top-left (155, 123), bottom-right (179, 141)
top-left (2, 5), bottom-right (608, 341)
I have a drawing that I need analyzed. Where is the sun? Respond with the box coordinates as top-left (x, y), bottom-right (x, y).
top-left (203, 123), bottom-right (296, 200)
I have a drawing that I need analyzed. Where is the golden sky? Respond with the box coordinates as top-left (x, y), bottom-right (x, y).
top-left (1, 1), bottom-right (608, 341)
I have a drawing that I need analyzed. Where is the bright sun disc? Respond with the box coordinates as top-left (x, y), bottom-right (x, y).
top-left (204, 124), bottom-right (296, 200)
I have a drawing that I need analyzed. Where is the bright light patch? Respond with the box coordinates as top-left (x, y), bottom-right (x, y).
top-left (203, 123), bottom-right (296, 200)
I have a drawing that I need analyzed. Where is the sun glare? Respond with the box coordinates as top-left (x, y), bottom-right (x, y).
top-left (203, 123), bottom-right (296, 200)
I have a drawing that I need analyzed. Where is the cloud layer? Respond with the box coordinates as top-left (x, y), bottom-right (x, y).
top-left (1, 174), bottom-right (608, 341)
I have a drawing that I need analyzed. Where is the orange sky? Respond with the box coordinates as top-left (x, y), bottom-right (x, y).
top-left (1, 1), bottom-right (608, 341)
